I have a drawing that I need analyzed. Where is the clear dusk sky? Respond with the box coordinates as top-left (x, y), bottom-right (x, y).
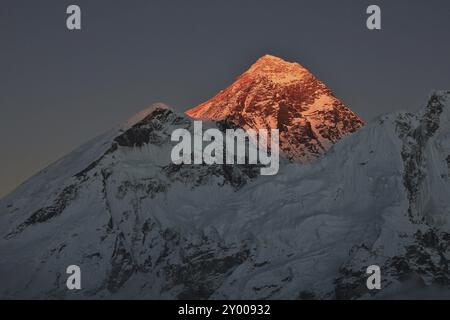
top-left (1, 0), bottom-right (450, 198)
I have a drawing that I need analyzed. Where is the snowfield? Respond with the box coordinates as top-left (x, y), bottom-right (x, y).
top-left (0, 91), bottom-right (449, 300)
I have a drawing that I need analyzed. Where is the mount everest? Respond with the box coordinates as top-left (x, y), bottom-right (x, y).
top-left (0, 56), bottom-right (449, 300)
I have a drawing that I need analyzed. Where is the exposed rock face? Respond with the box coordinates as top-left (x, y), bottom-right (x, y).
top-left (186, 55), bottom-right (364, 162)
top-left (0, 105), bottom-right (264, 299)
top-left (0, 83), bottom-right (449, 299)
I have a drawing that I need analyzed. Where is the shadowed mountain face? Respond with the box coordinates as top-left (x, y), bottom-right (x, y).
top-left (186, 55), bottom-right (364, 162)
top-left (1, 91), bottom-right (449, 299)
top-left (0, 49), bottom-right (449, 299)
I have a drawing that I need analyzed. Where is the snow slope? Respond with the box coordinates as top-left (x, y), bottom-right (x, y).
top-left (0, 92), bottom-right (449, 299)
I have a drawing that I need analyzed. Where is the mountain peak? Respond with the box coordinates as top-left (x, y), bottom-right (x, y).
top-left (253, 54), bottom-right (289, 65)
top-left (252, 54), bottom-right (301, 67)
top-left (123, 102), bottom-right (172, 130)
top-left (245, 55), bottom-right (309, 84)
top-left (186, 56), bottom-right (364, 162)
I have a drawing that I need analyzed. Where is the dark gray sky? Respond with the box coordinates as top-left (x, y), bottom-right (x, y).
top-left (1, 0), bottom-right (450, 198)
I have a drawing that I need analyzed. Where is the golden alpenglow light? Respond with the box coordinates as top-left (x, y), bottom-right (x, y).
top-left (186, 55), bottom-right (364, 163)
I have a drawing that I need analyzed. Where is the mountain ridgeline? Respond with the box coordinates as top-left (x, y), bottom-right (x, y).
top-left (0, 55), bottom-right (449, 299)
top-left (187, 55), bottom-right (364, 162)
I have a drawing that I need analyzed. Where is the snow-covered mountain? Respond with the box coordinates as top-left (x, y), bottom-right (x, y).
top-left (187, 55), bottom-right (364, 162)
top-left (1, 89), bottom-right (449, 299)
